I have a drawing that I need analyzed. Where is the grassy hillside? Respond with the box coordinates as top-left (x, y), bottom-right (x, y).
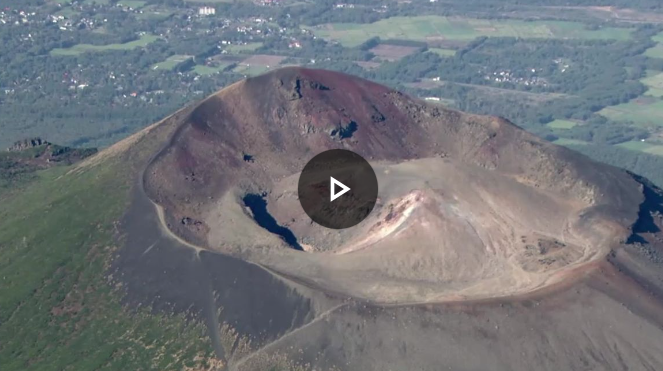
top-left (0, 155), bottom-right (213, 370)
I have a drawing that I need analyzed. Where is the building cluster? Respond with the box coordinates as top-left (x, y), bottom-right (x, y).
top-left (0, 9), bottom-right (35, 25)
top-left (198, 7), bottom-right (216, 16)
top-left (258, 0), bottom-right (281, 6)
top-left (486, 70), bottom-right (548, 87)
top-left (553, 58), bottom-right (570, 73)
top-left (3, 0), bottom-right (307, 104)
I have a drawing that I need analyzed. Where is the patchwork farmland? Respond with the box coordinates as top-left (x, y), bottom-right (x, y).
top-left (310, 16), bottom-right (633, 47)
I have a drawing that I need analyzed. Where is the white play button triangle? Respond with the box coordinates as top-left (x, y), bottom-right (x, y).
top-left (299, 150), bottom-right (378, 229)
top-left (330, 176), bottom-right (351, 202)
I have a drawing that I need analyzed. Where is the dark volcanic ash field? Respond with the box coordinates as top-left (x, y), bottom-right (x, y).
top-left (105, 67), bottom-right (663, 370)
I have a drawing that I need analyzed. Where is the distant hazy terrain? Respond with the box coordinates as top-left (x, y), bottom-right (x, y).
top-left (3, 0), bottom-right (663, 187)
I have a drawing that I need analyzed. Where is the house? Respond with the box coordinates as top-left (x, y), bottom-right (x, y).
top-left (198, 7), bottom-right (215, 16)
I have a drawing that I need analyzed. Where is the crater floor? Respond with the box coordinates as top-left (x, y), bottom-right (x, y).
top-left (198, 157), bottom-right (623, 303)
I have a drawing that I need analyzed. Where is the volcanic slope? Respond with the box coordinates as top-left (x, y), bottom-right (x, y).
top-left (144, 67), bottom-right (643, 304)
top-left (65, 67), bottom-right (663, 371)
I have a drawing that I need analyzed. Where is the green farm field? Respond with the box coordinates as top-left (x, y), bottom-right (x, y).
top-left (55, 7), bottom-right (79, 17)
top-left (599, 97), bottom-right (663, 127)
top-left (193, 62), bottom-right (232, 75)
top-left (644, 32), bottom-right (663, 59)
top-left (428, 48), bottom-right (456, 57)
top-left (50, 34), bottom-right (159, 56)
top-left (554, 138), bottom-right (590, 146)
top-left (225, 42), bottom-right (263, 53)
top-left (233, 64), bottom-right (270, 76)
top-left (645, 145), bottom-right (663, 155)
top-left (152, 55), bottom-right (192, 71)
top-left (641, 71), bottom-right (663, 97)
top-left (617, 140), bottom-right (663, 155)
top-left (135, 5), bottom-right (175, 20)
top-left (617, 140), bottom-right (654, 151)
top-left (547, 119), bottom-right (578, 129)
top-left (311, 16), bottom-right (633, 47)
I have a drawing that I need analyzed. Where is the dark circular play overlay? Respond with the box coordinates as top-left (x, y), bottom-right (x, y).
top-left (298, 149), bottom-right (378, 229)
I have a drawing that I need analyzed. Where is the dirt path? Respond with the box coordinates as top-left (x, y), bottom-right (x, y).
top-left (152, 200), bottom-right (205, 254)
top-left (150, 198), bottom-right (320, 292)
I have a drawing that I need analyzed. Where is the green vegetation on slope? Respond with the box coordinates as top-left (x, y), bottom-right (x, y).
top-left (0, 156), bottom-right (212, 370)
top-left (0, 144), bottom-right (97, 190)
top-left (0, 151), bottom-right (39, 190)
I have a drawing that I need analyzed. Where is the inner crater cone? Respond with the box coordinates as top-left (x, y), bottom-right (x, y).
top-left (298, 149), bottom-right (378, 229)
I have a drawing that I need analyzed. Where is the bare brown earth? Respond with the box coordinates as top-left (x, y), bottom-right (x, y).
top-left (101, 67), bottom-right (663, 369)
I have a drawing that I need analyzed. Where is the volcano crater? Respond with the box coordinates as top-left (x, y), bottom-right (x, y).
top-left (143, 67), bottom-right (643, 304)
